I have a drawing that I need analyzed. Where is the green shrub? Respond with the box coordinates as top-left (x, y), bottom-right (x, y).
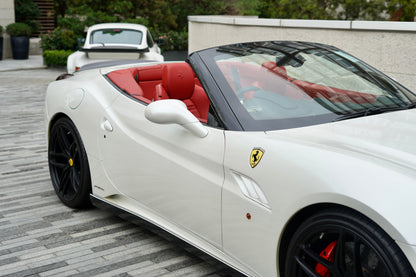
top-left (57, 16), bottom-right (85, 38)
top-left (388, 0), bottom-right (416, 21)
top-left (157, 30), bottom-right (188, 52)
top-left (14, 0), bottom-right (40, 35)
top-left (84, 11), bottom-right (118, 27)
top-left (43, 50), bottom-right (74, 66)
top-left (0, 25), bottom-right (3, 36)
top-left (122, 17), bottom-right (150, 27)
top-left (6, 22), bottom-right (32, 37)
top-left (26, 20), bottom-right (40, 35)
top-left (41, 28), bottom-right (78, 51)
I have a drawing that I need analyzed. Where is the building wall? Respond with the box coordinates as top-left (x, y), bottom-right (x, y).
top-left (0, 0), bottom-right (46, 59)
top-left (188, 16), bottom-right (416, 92)
top-left (0, 0), bottom-right (15, 59)
top-left (33, 0), bottom-right (55, 35)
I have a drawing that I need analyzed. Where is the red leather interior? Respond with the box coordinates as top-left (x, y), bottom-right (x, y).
top-left (261, 61), bottom-right (376, 104)
top-left (162, 63), bottom-right (195, 100)
top-left (155, 63), bottom-right (210, 123)
top-left (106, 63), bottom-right (210, 123)
top-left (261, 61), bottom-right (377, 104)
top-left (186, 85), bottom-right (210, 122)
top-left (262, 61), bottom-right (288, 80)
top-left (107, 68), bottom-right (144, 99)
top-left (136, 64), bottom-right (164, 100)
top-left (218, 61), bottom-right (266, 91)
top-left (292, 79), bottom-right (377, 104)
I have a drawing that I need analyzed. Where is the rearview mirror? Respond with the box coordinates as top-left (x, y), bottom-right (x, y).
top-left (145, 99), bottom-right (208, 138)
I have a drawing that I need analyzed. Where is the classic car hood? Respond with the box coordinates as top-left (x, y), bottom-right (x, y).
top-left (266, 109), bottom-right (416, 169)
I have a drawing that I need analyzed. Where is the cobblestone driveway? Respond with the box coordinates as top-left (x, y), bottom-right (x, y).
top-left (0, 69), bottom-right (243, 277)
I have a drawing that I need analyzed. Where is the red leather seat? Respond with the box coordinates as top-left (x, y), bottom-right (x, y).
top-left (155, 63), bottom-right (210, 123)
top-left (107, 68), bottom-right (143, 98)
top-left (137, 64), bottom-right (164, 101)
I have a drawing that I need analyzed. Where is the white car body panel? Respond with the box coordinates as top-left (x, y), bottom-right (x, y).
top-left (220, 113), bottom-right (416, 276)
top-left (46, 43), bottom-right (416, 276)
top-left (96, 93), bottom-right (224, 247)
top-left (67, 23), bottom-right (163, 73)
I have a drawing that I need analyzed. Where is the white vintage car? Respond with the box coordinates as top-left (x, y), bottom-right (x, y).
top-left (66, 23), bottom-right (163, 73)
top-left (46, 41), bottom-right (416, 277)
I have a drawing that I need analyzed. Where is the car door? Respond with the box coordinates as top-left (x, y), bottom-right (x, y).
top-left (97, 95), bottom-right (224, 247)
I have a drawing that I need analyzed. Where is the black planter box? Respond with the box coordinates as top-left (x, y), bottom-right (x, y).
top-left (11, 36), bottom-right (29, 60)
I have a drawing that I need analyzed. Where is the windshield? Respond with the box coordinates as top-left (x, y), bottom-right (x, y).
top-left (90, 29), bottom-right (143, 45)
top-left (201, 41), bottom-right (416, 130)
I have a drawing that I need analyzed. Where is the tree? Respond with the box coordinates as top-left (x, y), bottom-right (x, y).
top-left (259, 0), bottom-right (332, 19)
top-left (133, 0), bottom-right (178, 32)
top-left (14, 0), bottom-right (40, 34)
top-left (258, 0), bottom-right (414, 21)
top-left (388, 0), bottom-right (416, 21)
top-left (332, 0), bottom-right (386, 20)
top-left (54, 0), bottom-right (69, 18)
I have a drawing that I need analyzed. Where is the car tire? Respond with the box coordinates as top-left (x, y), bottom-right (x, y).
top-left (48, 117), bottom-right (92, 208)
top-left (284, 208), bottom-right (415, 277)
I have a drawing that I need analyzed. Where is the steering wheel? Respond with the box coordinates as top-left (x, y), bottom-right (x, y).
top-left (236, 86), bottom-right (262, 100)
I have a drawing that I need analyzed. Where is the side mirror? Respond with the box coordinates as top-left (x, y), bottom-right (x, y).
top-left (145, 99), bottom-right (208, 138)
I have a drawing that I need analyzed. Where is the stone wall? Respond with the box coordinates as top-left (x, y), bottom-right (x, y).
top-left (188, 16), bottom-right (416, 92)
top-left (0, 0), bottom-right (15, 59)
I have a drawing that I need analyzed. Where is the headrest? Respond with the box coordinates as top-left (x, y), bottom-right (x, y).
top-left (137, 64), bottom-right (164, 81)
top-left (162, 63), bottom-right (195, 100)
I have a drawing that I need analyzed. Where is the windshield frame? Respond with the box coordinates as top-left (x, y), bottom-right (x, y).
top-left (196, 41), bottom-right (416, 131)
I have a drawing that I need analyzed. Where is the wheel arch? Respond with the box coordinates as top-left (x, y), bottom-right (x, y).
top-left (277, 202), bottom-right (339, 275)
top-left (47, 113), bottom-right (91, 158)
top-left (277, 201), bottom-right (413, 276)
top-left (48, 112), bottom-right (91, 142)
top-left (47, 112), bottom-right (71, 141)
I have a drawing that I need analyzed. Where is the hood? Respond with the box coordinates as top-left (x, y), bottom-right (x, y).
top-left (266, 109), bottom-right (416, 170)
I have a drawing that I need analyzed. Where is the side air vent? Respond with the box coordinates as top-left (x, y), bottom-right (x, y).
top-left (231, 171), bottom-right (271, 209)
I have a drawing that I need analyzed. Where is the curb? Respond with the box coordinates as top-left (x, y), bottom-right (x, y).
top-left (0, 55), bottom-right (46, 72)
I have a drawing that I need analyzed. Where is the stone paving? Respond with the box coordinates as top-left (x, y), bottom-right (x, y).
top-left (0, 68), bottom-right (244, 277)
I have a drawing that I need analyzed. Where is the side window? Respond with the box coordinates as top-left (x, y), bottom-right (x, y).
top-left (147, 31), bottom-right (154, 48)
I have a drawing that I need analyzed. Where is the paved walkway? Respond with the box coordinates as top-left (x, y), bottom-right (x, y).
top-left (0, 56), bottom-right (47, 72)
top-left (0, 65), bottom-right (243, 276)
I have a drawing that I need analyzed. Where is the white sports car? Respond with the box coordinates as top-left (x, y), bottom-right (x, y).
top-left (45, 41), bottom-right (416, 277)
top-left (66, 23), bottom-right (163, 73)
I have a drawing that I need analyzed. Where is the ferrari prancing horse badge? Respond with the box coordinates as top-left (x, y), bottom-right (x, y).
top-left (250, 148), bottom-right (264, 168)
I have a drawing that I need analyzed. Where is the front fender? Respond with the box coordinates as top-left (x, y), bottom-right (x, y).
top-left (263, 140), bottom-right (416, 246)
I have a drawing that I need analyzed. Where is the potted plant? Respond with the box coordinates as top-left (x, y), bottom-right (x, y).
top-left (0, 25), bottom-right (3, 60)
top-left (6, 22), bottom-right (32, 60)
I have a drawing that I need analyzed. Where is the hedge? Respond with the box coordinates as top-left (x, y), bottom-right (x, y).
top-left (43, 50), bottom-right (74, 66)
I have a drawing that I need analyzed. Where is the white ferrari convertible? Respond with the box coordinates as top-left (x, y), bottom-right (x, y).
top-left (45, 41), bottom-right (416, 277)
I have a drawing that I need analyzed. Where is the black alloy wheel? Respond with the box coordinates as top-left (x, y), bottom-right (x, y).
top-left (284, 208), bottom-right (415, 277)
top-left (48, 117), bottom-right (91, 208)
